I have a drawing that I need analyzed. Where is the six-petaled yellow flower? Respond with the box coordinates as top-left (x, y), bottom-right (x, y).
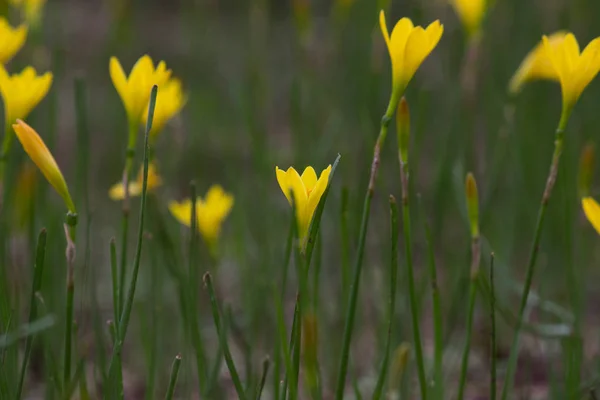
top-left (9, 0), bottom-right (46, 28)
top-left (582, 197), bottom-right (600, 235)
top-left (379, 10), bottom-right (443, 98)
top-left (509, 31), bottom-right (567, 94)
top-left (450, 0), bottom-right (486, 39)
top-left (12, 119), bottom-right (75, 213)
top-left (276, 165), bottom-right (331, 242)
top-left (0, 17), bottom-right (27, 65)
top-left (142, 77), bottom-right (186, 141)
top-left (0, 65), bottom-right (52, 126)
top-left (109, 55), bottom-right (172, 127)
top-left (169, 185), bottom-right (234, 248)
top-left (543, 33), bottom-right (600, 114)
top-left (108, 162), bottom-right (163, 200)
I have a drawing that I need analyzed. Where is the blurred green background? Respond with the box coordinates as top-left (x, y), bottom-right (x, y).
top-left (5, 0), bottom-right (600, 398)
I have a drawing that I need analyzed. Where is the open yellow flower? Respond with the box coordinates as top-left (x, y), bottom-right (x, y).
top-left (379, 10), bottom-right (443, 97)
top-left (0, 17), bottom-right (27, 65)
top-left (9, 0), bottom-right (46, 28)
top-left (108, 162), bottom-right (162, 200)
top-left (109, 55), bottom-right (172, 126)
top-left (543, 33), bottom-right (600, 113)
top-left (276, 165), bottom-right (331, 241)
top-left (450, 0), bottom-right (486, 39)
top-left (582, 197), bottom-right (600, 235)
top-left (0, 65), bottom-right (52, 126)
top-left (169, 185), bottom-right (234, 247)
top-left (141, 77), bottom-right (185, 140)
top-left (509, 31), bottom-right (567, 94)
top-left (12, 119), bottom-right (75, 213)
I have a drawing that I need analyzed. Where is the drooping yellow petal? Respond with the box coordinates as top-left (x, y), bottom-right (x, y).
top-left (0, 65), bottom-right (52, 126)
top-left (450, 0), bottom-right (486, 38)
top-left (169, 199), bottom-right (193, 227)
top-left (0, 17), bottom-right (27, 64)
top-left (403, 22), bottom-right (443, 85)
top-left (509, 31), bottom-right (567, 94)
top-left (582, 197), bottom-right (600, 235)
top-left (12, 119), bottom-right (74, 212)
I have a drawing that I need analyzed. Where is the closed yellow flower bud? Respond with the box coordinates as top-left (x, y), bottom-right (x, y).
top-left (0, 17), bottom-right (27, 64)
top-left (275, 165), bottom-right (331, 242)
top-left (0, 65), bottom-right (52, 127)
top-left (12, 119), bottom-right (75, 213)
top-left (108, 162), bottom-right (163, 200)
top-left (379, 10), bottom-right (443, 98)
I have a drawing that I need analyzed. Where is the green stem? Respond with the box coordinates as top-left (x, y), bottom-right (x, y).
top-left (63, 213), bottom-right (78, 393)
top-left (334, 96), bottom-right (397, 400)
top-left (399, 162), bottom-right (427, 399)
top-left (165, 354), bottom-right (182, 400)
top-left (275, 289), bottom-right (296, 400)
top-left (109, 239), bottom-right (119, 335)
top-left (457, 276), bottom-right (477, 399)
top-left (204, 273), bottom-right (246, 400)
top-left (106, 86), bottom-right (157, 397)
top-left (256, 356), bottom-right (270, 400)
top-left (490, 253), bottom-right (497, 400)
top-left (372, 196), bottom-right (399, 400)
top-left (500, 110), bottom-right (570, 399)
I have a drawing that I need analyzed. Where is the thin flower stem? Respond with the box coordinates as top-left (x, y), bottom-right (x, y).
top-left (457, 276), bottom-right (478, 399)
top-left (109, 239), bottom-right (119, 335)
top-left (16, 229), bottom-right (47, 400)
top-left (399, 162), bottom-right (427, 400)
top-left (203, 273), bottom-right (246, 400)
top-left (500, 111), bottom-right (570, 400)
top-left (275, 289), bottom-right (296, 400)
top-left (372, 196), bottom-right (399, 400)
top-left (63, 214), bottom-right (78, 391)
top-left (256, 356), bottom-right (270, 400)
top-left (164, 354), bottom-right (182, 400)
top-left (335, 97), bottom-right (397, 400)
top-left (106, 86), bottom-right (157, 396)
top-left (490, 253), bottom-right (497, 400)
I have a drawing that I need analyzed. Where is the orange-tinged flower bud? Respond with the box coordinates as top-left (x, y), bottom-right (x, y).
top-left (12, 119), bottom-right (75, 213)
top-left (379, 11), bottom-right (443, 98)
top-left (275, 165), bottom-right (331, 242)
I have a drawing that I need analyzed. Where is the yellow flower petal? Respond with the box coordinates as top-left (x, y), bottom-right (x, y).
top-left (0, 17), bottom-right (27, 64)
top-left (582, 197), bottom-right (600, 235)
top-left (301, 167), bottom-right (318, 191)
top-left (12, 119), bottom-right (74, 212)
top-left (169, 199), bottom-right (193, 227)
top-left (142, 77), bottom-right (186, 138)
top-left (108, 162), bottom-right (162, 201)
top-left (0, 65), bottom-right (52, 125)
top-left (451, 0), bottom-right (486, 38)
top-left (306, 165), bottom-right (332, 223)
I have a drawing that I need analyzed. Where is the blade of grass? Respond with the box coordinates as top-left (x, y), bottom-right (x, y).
top-left (165, 354), bottom-right (182, 400)
top-left (256, 356), bottom-right (270, 400)
top-left (490, 253), bottom-right (496, 400)
top-left (109, 239), bottom-right (119, 334)
top-left (275, 288), bottom-right (296, 400)
top-left (16, 229), bottom-right (47, 400)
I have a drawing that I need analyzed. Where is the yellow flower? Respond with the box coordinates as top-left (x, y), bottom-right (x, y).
top-left (276, 165), bottom-right (331, 241)
top-left (12, 119), bottom-right (75, 212)
top-left (109, 55), bottom-right (172, 126)
top-left (0, 17), bottom-right (27, 64)
top-left (0, 65), bottom-right (52, 126)
top-left (169, 185), bottom-right (234, 246)
top-left (450, 0), bottom-right (486, 38)
top-left (9, 0), bottom-right (46, 28)
top-left (582, 197), bottom-right (600, 235)
top-left (543, 33), bottom-right (600, 112)
top-left (379, 10), bottom-right (443, 96)
top-left (108, 162), bottom-right (163, 200)
top-left (509, 32), bottom-right (567, 94)
top-left (142, 77), bottom-right (185, 140)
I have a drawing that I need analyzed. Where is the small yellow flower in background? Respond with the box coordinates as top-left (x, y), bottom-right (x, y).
top-left (543, 33), bottom-right (600, 113)
top-left (379, 10), bottom-right (444, 97)
top-left (0, 65), bottom-right (52, 126)
top-left (509, 31), bottom-right (567, 94)
top-left (0, 18), bottom-right (27, 65)
top-left (142, 77), bottom-right (186, 140)
top-left (9, 0), bottom-right (46, 28)
top-left (109, 55), bottom-right (172, 126)
top-left (450, 0), bottom-right (486, 39)
top-left (169, 185), bottom-right (234, 247)
top-left (276, 165), bottom-right (331, 241)
top-left (12, 119), bottom-right (75, 213)
top-left (108, 163), bottom-right (163, 200)
top-left (582, 197), bottom-right (600, 235)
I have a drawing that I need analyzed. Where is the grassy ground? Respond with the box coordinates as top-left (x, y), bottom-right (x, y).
top-left (3, 0), bottom-right (600, 398)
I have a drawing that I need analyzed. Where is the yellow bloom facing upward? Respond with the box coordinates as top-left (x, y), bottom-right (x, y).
top-left (509, 31), bottom-right (567, 94)
top-left (582, 197), bottom-right (600, 235)
top-left (543, 33), bottom-right (600, 112)
top-left (0, 65), bottom-right (52, 126)
top-left (109, 55), bottom-right (172, 126)
top-left (142, 77), bottom-right (186, 140)
top-left (12, 119), bottom-right (75, 212)
top-left (9, 0), bottom-right (46, 28)
top-left (169, 185), bottom-right (234, 246)
top-left (108, 163), bottom-right (163, 200)
top-left (276, 165), bottom-right (331, 241)
top-left (379, 10), bottom-right (443, 96)
top-left (0, 17), bottom-right (27, 65)
top-left (450, 0), bottom-right (486, 38)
